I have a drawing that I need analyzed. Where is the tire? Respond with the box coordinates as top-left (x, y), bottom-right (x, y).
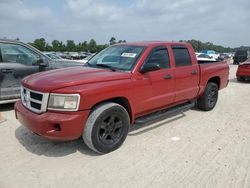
top-left (237, 77), bottom-right (244, 82)
top-left (83, 102), bottom-right (130, 154)
top-left (233, 61), bottom-right (238, 65)
top-left (197, 82), bottom-right (219, 111)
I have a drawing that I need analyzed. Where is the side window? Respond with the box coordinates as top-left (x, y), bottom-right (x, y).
top-left (145, 47), bottom-right (170, 69)
top-left (172, 47), bottom-right (192, 67)
top-left (0, 43), bottom-right (41, 66)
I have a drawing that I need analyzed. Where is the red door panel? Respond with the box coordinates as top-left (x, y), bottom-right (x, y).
top-left (174, 65), bottom-right (200, 102)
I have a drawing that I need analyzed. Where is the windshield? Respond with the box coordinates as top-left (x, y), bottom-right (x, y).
top-left (87, 45), bottom-right (145, 71)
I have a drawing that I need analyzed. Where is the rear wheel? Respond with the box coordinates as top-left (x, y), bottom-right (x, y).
top-left (83, 102), bottom-right (130, 154)
top-left (197, 82), bottom-right (218, 111)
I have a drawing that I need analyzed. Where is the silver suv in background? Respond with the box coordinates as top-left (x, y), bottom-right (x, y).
top-left (0, 39), bottom-right (84, 104)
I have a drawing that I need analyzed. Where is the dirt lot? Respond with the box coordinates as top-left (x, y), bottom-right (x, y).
top-left (0, 62), bottom-right (250, 188)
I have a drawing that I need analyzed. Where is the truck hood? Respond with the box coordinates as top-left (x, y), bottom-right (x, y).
top-left (22, 67), bottom-right (131, 92)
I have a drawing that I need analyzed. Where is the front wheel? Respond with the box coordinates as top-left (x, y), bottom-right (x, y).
top-left (197, 82), bottom-right (219, 111)
top-left (83, 102), bottom-right (130, 154)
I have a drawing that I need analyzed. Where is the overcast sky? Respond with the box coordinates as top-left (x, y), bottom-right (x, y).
top-left (0, 0), bottom-right (249, 47)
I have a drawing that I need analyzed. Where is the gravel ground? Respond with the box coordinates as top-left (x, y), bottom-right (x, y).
top-left (0, 62), bottom-right (250, 188)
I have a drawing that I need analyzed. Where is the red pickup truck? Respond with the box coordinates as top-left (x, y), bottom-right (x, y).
top-left (15, 42), bottom-right (229, 153)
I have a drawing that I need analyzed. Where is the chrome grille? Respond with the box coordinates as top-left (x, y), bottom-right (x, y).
top-left (21, 86), bottom-right (49, 114)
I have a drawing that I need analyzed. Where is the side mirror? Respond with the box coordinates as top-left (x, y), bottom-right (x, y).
top-left (37, 58), bottom-right (49, 71)
top-left (37, 58), bottom-right (49, 67)
top-left (140, 63), bottom-right (161, 73)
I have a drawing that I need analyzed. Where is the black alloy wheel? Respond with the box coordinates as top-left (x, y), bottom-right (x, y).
top-left (98, 114), bottom-right (124, 145)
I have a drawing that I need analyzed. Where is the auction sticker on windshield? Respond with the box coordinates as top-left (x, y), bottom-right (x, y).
top-left (121, 53), bottom-right (137, 58)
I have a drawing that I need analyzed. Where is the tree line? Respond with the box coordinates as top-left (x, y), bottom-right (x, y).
top-left (180, 39), bottom-right (250, 53)
top-left (28, 37), bottom-right (126, 53)
top-left (27, 37), bottom-right (249, 53)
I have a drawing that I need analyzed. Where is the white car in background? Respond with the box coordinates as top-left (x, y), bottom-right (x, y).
top-left (197, 53), bottom-right (216, 62)
top-left (195, 52), bottom-right (202, 56)
top-left (201, 50), bottom-right (220, 59)
top-left (44, 52), bottom-right (86, 63)
top-left (81, 53), bottom-right (96, 63)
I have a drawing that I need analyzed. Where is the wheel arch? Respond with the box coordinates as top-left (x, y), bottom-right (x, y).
top-left (207, 76), bottom-right (221, 89)
top-left (90, 97), bottom-right (134, 124)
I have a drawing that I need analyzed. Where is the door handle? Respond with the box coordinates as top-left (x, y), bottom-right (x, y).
top-left (2, 69), bottom-right (13, 73)
top-left (191, 70), bottom-right (198, 75)
top-left (164, 74), bottom-right (172, 80)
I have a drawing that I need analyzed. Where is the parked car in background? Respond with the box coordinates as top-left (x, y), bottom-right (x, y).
top-left (67, 52), bottom-right (81, 60)
top-left (0, 39), bottom-right (84, 104)
top-left (44, 52), bottom-right (65, 60)
top-left (233, 49), bottom-right (248, 65)
top-left (217, 53), bottom-right (231, 61)
top-left (195, 52), bottom-right (202, 56)
top-left (196, 53), bottom-right (216, 62)
top-left (15, 41), bottom-right (229, 153)
top-left (79, 52), bottom-right (89, 59)
top-left (236, 58), bottom-right (250, 81)
top-left (224, 53), bottom-right (234, 58)
top-left (81, 53), bottom-right (96, 63)
top-left (201, 50), bottom-right (220, 60)
top-left (44, 52), bottom-right (86, 63)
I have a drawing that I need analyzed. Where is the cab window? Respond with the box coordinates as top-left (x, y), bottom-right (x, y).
top-left (0, 43), bottom-right (41, 66)
top-left (172, 47), bottom-right (192, 67)
top-left (145, 47), bottom-right (170, 69)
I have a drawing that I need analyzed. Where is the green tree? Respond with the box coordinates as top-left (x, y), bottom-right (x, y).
top-left (45, 43), bottom-right (53, 51)
top-left (51, 40), bottom-right (62, 51)
top-left (32, 38), bottom-right (46, 51)
top-left (96, 44), bottom-right (108, 52)
top-left (66, 40), bottom-right (76, 51)
top-left (76, 41), bottom-right (88, 52)
top-left (180, 39), bottom-right (235, 53)
top-left (82, 41), bottom-right (88, 51)
top-left (88, 39), bottom-right (97, 52)
top-left (109, 37), bottom-right (116, 45)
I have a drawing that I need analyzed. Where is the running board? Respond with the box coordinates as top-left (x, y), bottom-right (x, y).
top-left (134, 102), bottom-right (195, 124)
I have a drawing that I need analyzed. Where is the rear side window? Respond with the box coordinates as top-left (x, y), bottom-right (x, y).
top-left (145, 47), bottom-right (170, 69)
top-left (0, 43), bottom-right (41, 65)
top-left (172, 47), bottom-right (192, 67)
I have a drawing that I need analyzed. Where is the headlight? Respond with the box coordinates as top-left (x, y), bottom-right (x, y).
top-left (48, 93), bottom-right (80, 111)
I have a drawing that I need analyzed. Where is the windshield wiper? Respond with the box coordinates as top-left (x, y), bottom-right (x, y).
top-left (95, 64), bottom-right (117, 71)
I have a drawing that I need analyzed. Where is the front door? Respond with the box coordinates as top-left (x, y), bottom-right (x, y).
top-left (133, 46), bottom-right (175, 115)
top-left (0, 42), bottom-right (41, 101)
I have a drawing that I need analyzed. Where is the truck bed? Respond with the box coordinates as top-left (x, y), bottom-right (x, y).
top-left (198, 61), bottom-right (229, 97)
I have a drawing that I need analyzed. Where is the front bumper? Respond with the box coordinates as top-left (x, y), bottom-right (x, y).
top-left (15, 100), bottom-right (90, 141)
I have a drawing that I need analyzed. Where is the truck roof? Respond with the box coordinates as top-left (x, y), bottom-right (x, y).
top-left (117, 41), bottom-right (189, 47)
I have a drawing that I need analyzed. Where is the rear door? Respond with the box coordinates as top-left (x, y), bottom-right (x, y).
top-left (172, 46), bottom-right (200, 102)
top-left (0, 42), bottom-right (41, 101)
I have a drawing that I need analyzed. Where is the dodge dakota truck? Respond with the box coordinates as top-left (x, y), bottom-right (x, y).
top-left (15, 42), bottom-right (229, 153)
